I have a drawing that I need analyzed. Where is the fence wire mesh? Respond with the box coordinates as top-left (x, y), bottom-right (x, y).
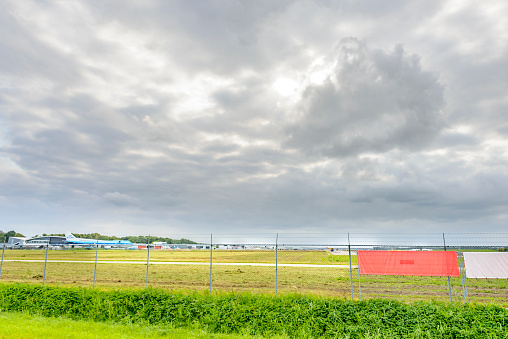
top-left (1, 233), bottom-right (507, 305)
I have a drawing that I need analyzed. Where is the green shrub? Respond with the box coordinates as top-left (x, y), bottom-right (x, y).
top-left (0, 283), bottom-right (506, 338)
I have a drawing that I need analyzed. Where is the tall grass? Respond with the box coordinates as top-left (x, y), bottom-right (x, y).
top-left (0, 283), bottom-right (506, 338)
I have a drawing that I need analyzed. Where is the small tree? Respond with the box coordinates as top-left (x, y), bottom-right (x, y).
top-left (4, 230), bottom-right (16, 242)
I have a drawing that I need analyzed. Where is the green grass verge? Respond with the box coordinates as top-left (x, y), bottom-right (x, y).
top-left (0, 283), bottom-right (507, 338)
top-left (0, 311), bottom-right (260, 339)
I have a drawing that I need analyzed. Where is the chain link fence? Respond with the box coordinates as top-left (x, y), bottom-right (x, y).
top-left (1, 233), bottom-right (507, 305)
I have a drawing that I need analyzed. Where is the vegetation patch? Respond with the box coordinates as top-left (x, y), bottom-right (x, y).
top-left (0, 283), bottom-right (506, 338)
top-left (0, 311), bottom-right (255, 339)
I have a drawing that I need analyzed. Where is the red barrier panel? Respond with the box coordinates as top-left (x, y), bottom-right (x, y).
top-left (358, 250), bottom-right (460, 277)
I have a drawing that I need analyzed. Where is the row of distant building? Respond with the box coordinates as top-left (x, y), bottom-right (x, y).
top-left (2, 233), bottom-right (278, 250)
top-left (2, 233), bottom-right (210, 250)
top-left (9, 234), bottom-right (446, 252)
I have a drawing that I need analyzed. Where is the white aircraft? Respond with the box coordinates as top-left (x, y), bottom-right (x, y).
top-left (65, 233), bottom-right (133, 248)
top-left (14, 238), bottom-right (48, 249)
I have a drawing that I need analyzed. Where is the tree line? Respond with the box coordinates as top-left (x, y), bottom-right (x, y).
top-left (0, 230), bottom-right (25, 243)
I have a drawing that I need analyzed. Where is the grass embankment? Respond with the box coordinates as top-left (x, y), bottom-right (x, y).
top-left (0, 311), bottom-right (257, 339)
top-left (0, 284), bottom-right (507, 338)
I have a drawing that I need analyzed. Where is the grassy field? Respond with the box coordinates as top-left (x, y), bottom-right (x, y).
top-left (0, 249), bottom-right (353, 264)
top-left (1, 249), bottom-right (507, 305)
top-left (0, 261), bottom-right (352, 297)
top-left (0, 311), bottom-right (261, 339)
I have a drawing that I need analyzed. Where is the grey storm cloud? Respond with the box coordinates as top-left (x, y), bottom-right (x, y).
top-left (284, 38), bottom-right (445, 158)
top-left (0, 0), bottom-right (507, 236)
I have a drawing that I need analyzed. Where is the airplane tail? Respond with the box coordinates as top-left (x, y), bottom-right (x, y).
top-left (65, 232), bottom-right (76, 240)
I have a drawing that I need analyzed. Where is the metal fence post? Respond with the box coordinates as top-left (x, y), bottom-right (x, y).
top-left (357, 252), bottom-right (362, 300)
top-left (443, 233), bottom-right (452, 302)
top-left (145, 236), bottom-right (150, 288)
top-left (43, 243), bottom-right (49, 287)
top-left (93, 238), bottom-right (99, 288)
top-left (275, 233), bottom-right (278, 295)
top-left (0, 243), bottom-right (5, 280)
top-left (463, 256), bottom-right (469, 303)
top-left (348, 233), bottom-right (354, 299)
top-left (458, 252), bottom-right (465, 303)
top-left (209, 233), bottom-right (213, 292)
top-left (458, 252), bottom-right (469, 303)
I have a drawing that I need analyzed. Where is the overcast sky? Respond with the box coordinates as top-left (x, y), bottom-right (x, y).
top-left (1, 0), bottom-right (507, 237)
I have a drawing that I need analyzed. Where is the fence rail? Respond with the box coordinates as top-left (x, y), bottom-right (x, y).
top-left (1, 233), bottom-right (507, 305)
